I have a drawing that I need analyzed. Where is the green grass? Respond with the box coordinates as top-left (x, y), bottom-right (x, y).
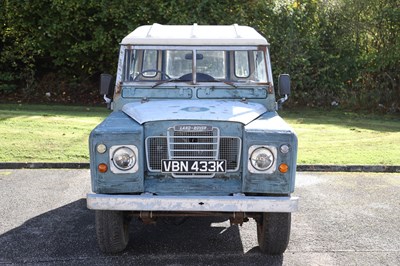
top-left (0, 104), bottom-right (399, 165)
top-left (280, 109), bottom-right (400, 165)
top-left (0, 104), bottom-right (110, 162)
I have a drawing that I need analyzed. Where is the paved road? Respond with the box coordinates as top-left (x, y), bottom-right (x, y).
top-left (0, 170), bottom-right (399, 265)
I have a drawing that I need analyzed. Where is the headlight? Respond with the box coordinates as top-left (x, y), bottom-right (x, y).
top-left (248, 145), bottom-right (277, 173)
top-left (250, 147), bottom-right (274, 171)
top-left (112, 147), bottom-right (136, 170)
top-left (109, 145), bottom-right (139, 173)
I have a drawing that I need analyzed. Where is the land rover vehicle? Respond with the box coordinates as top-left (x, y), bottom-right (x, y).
top-left (87, 24), bottom-right (298, 255)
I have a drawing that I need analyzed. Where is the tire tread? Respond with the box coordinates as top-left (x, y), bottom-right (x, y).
top-left (257, 212), bottom-right (291, 255)
top-left (95, 210), bottom-right (130, 253)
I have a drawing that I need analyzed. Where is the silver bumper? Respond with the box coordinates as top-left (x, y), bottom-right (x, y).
top-left (87, 193), bottom-right (299, 212)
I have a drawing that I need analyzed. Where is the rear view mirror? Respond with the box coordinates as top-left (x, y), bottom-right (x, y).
top-left (185, 53), bottom-right (204, 60)
top-left (100, 74), bottom-right (115, 95)
top-left (278, 74), bottom-right (291, 95)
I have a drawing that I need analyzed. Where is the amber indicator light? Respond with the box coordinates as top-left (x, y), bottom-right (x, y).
top-left (278, 163), bottom-right (289, 173)
top-left (98, 163), bottom-right (108, 173)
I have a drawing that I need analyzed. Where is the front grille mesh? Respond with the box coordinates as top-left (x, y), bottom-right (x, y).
top-left (146, 127), bottom-right (241, 177)
top-left (220, 137), bottom-right (241, 170)
top-left (147, 137), bottom-right (168, 170)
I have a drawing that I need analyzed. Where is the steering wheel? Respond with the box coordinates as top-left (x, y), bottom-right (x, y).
top-left (178, 73), bottom-right (216, 82)
top-left (133, 69), bottom-right (171, 81)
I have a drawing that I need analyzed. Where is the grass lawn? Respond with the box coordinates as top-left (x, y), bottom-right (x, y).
top-left (0, 104), bottom-right (110, 163)
top-left (280, 109), bottom-right (400, 165)
top-left (0, 104), bottom-right (399, 165)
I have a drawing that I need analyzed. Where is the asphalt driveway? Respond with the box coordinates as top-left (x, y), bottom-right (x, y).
top-left (0, 169), bottom-right (399, 265)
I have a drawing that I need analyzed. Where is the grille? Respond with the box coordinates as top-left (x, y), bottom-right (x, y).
top-left (146, 127), bottom-right (241, 177)
top-left (220, 137), bottom-right (241, 170)
top-left (147, 137), bottom-right (168, 170)
top-left (168, 128), bottom-right (219, 160)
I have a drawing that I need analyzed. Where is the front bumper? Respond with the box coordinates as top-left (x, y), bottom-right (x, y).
top-left (87, 193), bottom-right (299, 212)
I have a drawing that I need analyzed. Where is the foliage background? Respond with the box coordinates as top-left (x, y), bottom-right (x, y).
top-left (1, 0), bottom-right (399, 111)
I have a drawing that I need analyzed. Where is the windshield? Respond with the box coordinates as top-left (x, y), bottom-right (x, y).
top-left (122, 47), bottom-right (268, 83)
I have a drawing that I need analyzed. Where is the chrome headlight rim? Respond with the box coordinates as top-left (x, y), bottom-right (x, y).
top-left (248, 145), bottom-right (277, 174)
top-left (109, 145), bottom-right (139, 174)
top-left (250, 147), bottom-right (274, 171)
top-left (112, 147), bottom-right (136, 170)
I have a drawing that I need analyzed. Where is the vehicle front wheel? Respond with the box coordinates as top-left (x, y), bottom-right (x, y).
top-left (95, 210), bottom-right (131, 253)
top-left (256, 212), bottom-right (291, 255)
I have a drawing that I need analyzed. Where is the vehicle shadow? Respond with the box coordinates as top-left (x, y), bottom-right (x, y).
top-left (0, 199), bottom-right (283, 265)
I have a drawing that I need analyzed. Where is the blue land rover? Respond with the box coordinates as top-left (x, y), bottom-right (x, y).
top-left (87, 24), bottom-right (298, 255)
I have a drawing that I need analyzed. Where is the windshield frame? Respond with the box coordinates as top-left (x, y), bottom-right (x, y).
top-left (117, 45), bottom-right (272, 85)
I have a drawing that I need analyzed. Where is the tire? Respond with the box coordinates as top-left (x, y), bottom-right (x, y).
top-left (95, 210), bottom-right (131, 253)
top-left (257, 212), bottom-right (291, 255)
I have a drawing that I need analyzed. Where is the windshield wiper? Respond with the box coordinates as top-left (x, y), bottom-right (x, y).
top-left (152, 77), bottom-right (237, 89)
top-left (152, 78), bottom-right (184, 88)
top-left (212, 79), bottom-right (237, 88)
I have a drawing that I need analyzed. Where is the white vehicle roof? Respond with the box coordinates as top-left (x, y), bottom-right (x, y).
top-left (121, 24), bottom-right (269, 46)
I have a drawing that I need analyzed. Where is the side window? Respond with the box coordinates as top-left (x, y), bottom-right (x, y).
top-left (123, 49), bottom-right (159, 81)
top-left (253, 51), bottom-right (267, 82)
top-left (142, 50), bottom-right (158, 77)
top-left (123, 49), bottom-right (140, 81)
top-left (234, 51), bottom-right (250, 78)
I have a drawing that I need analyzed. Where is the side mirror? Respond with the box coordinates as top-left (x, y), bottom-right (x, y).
top-left (100, 74), bottom-right (115, 96)
top-left (278, 74), bottom-right (291, 95)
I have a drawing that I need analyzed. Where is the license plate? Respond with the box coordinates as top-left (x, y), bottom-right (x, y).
top-left (161, 160), bottom-right (226, 173)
